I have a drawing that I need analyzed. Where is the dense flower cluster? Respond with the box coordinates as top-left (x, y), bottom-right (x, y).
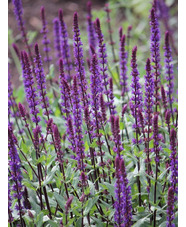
top-left (9, 0), bottom-right (178, 226)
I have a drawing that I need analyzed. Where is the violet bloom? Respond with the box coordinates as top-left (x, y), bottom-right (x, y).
top-left (21, 51), bottom-right (40, 124)
top-left (119, 34), bottom-right (128, 99)
top-left (152, 114), bottom-right (161, 164)
top-left (130, 46), bottom-right (143, 138)
top-left (65, 196), bottom-right (73, 214)
top-left (120, 159), bottom-right (132, 227)
top-left (72, 75), bottom-right (85, 170)
top-left (66, 117), bottom-right (77, 155)
top-left (59, 9), bottom-right (72, 81)
top-left (12, 43), bottom-right (20, 60)
top-left (34, 43), bottom-right (51, 118)
top-left (144, 58), bottom-right (154, 128)
top-left (110, 116), bottom-right (123, 156)
top-left (87, 1), bottom-right (97, 50)
top-left (8, 126), bottom-right (24, 215)
top-left (40, 6), bottom-right (52, 67)
top-left (95, 18), bottom-right (111, 109)
top-left (100, 94), bottom-right (107, 124)
top-left (12, 0), bottom-right (26, 40)
top-left (114, 155), bottom-right (124, 226)
top-left (167, 187), bottom-right (176, 227)
top-left (59, 58), bottom-right (72, 117)
top-left (53, 18), bottom-right (62, 59)
top-left (109, 78), bottom-right (117, 115)
top-left (8, 182), bottom-right (14, 223)
top-left (73, 12), bottom-right (89, 107)
top-left (150, 8), bottom-right (161, 112)
top-left (169, 128), bottom-right (178, 198)
top-left (12, 0), bottom-right (33, 61)
top-left (90, 54), bottom-right (102, 134)
top-left (53, 124), bottom-right (64, 164)
top-left (164, 31), bottom-right (175, 122)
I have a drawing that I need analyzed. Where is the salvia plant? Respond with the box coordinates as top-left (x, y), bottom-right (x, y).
top-left (8, 0), bottom-right (178, 226)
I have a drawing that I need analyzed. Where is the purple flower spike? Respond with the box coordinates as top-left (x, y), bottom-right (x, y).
top-left (108, 78), bottom-right (117, 115)
top-left (8, 126), bottom-right (24, 216)
top-left (21, 51), bottom-right (40, 124)
top-left (53, 124), bottom-right (64, 164)
top-left (110, 115), bottom-right (123, 156)
top-left (130, 46), bottom-right (143, 135)
top-left (59, 58), bottom-right (72, 117)
top-left (100, 94), bottom-right (107, 124)
top-left (67, 117), bottom-right (76, 154)
top-left (95, 18), bottom-right (111, 109)
top-left (90, 54), bottom-right (102, 133)
top-left (34, 43), bottom-right (51, 118)
top-left (119, 34), bottom-right (128, 99)
top-left (152, 114), bottom-right (161, 164)
top-left (164, 31), bottom-right (175, 121)
top-left (12, 43), bottom-right (20, 60)
top-left (167, 187), bottom-right (176, 227)
top-left (114, 155), bottom-right (124, 226)
top-left (53, 18), bottom-right (62, 59)
top-left (144, 58), bottom-right (154, 127)
top-left (40, 6), bottom-right (52, 67)
top-left (8, 182), bottom-right (14, 223)
top-left (161, 85), bottom-right (168, 113)
top-left (120, 159), bottom-right (132, 227)
top-left (73, 12), bottom-right (89, 107)
top-left (72, 75), bottom-right (85, 170)
top-left (150, 7), bottom-right (161, 113)
top-left (87, 1), bottom-right (97, 51)
top-left (12, 0), bottom-right (26, 40)
top-left (59, 9), bottom-right (72, 81)
top-left (65, 196), bottom-right (73, 214)
top-left (169, 129), bottom-right (178, 198)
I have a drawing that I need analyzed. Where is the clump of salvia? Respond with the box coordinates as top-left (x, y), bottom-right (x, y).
top-left (8, 0), bottom-right (177, 226)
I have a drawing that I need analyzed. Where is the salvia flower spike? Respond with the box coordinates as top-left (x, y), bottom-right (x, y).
top-left (53, 18), bottom-right (62, 59)
top-left (167, 187), bottom-right (176, 227)
top-left (119, 34), bottom-right (128, 101)
top-left (73, 12), bottom-right (89, 107)
top-left (34, 43), bottom-right (51, 119)
top-left (164, 31), bottom-right (175, 124)
top-left (40, 6), bottom-right (52, 70)
top-left (59, 9), bottom-right (72, 81)
top-left (8, 126), bottom-right (24, 223)
top-left (169, 128), bottom-right (178, 198)
top-left (21, 51), bottom-right (41, 124)
top-left (72, 75), bottom-right (86, 170)
top-left (86, 1), bottom-right (97, 50)
top-left (130, 46), bottom-right (143, 141)
top-left (150, 7), bottom-right (161, 113)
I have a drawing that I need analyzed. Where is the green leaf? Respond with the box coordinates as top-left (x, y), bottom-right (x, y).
top-left (53, 192), bottom-right (66, 210)
top-left (84, 197), bottom-right (99, 216)
top-left (36, 211), bottom-right (44, 227)
top-left (100, 182), bottom-right (115, 197)
top-left (42, 165), bottom-right (58, 186)
top-left (46, 220), bottom-right (58, 227)
top-left (36, 155), bottom-right (46, 164)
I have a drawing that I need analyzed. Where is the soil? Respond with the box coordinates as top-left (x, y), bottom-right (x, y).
top-left (8, 0), bottom-right (107, 88)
